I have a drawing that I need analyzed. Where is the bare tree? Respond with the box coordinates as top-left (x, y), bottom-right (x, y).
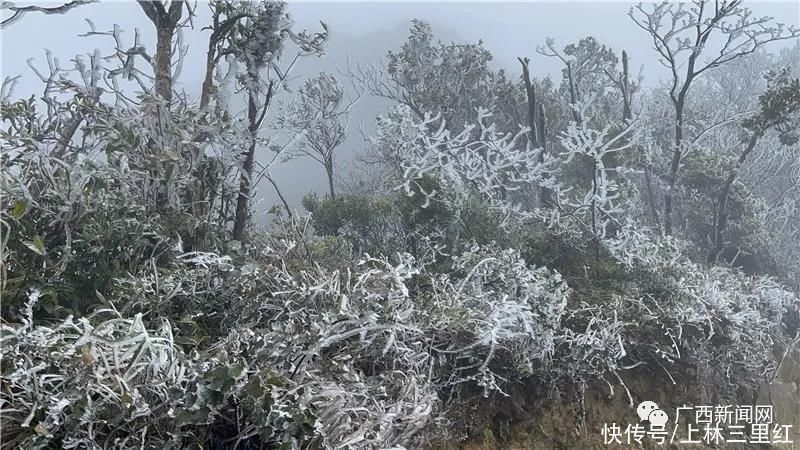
top-left (230, 1), bottom-right (284, 241)
top-left (277, 73), bottom-right (358, 199)
top-left (227, 0), bottom-right (327, 240)
top-left (712, 69), bottom-right (800, 261)
top-left (630, 0), bottom-right (799, 235)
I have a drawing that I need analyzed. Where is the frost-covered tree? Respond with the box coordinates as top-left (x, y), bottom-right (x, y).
top-left (4, 3), bottom-right (800, 449)
top-left (557, 116), bottom-right (638, 258)
top-left (224, 0), bottom-right (327, 239)
top-left (630, 0), bottom-right (799, 235)
top-left (356, 19), bottom-right (521, 133)
top-left (537, 36), bottom-right (631, 127)
top-left (198, 1), bottom-right (251, 111)
top-left (388, 106), bottom-right (554, 222)
top-left (712, 70), bottom-right (800, 261)
top-left (277, 72), bottom-right (356, 198)
top-left (637, 47), bottom-right (800, 278)
top-left (386, 101), bottom-right (638, 253)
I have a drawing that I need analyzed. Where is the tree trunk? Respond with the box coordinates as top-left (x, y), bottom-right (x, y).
top-left (232, 89), bottom-right (259, 240)
top-left (566, 61), bottom-right (581, 125)
top-left (517, 57), bottom-right (538, 148)
top-left (536, 103), bottom-right (547, 153)
top-left (137, 1), bottom-right (184, 102)
top-left (536, 103), bottom-right (552, 206)
top-left (518, 57), bottom-right (552, 207)
top-left (663, 74), bottom-right (696, 235)
top-left (664, 94), bottom-right (687, 235)
top-left (711, 132), bottom-right (760, 261)
top-left (154, 26), bottom-right (174, 102)
top-left (621, 50), bottom-right (631, 122)
top-left (199, 39), bottom-right (216, 110)
top-left (644, 164), bottom-right (660, 227)
top-left (591, 157), bottom-right (599, 262)
top-left (326, 160), bottom-right (336, 199)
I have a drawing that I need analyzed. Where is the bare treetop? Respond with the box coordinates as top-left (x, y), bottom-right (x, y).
top-left (630, 0), bottom-right (799, 104)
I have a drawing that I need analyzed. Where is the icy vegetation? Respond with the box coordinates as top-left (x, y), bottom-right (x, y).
top-left (1, 0), bottom-right (800, 448)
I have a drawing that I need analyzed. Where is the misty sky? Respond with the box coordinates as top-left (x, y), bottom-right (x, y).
top-left (2, 1), bottom-right (798, 219)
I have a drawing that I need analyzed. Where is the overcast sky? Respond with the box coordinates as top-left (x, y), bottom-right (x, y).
top-left (4, 2), bottom-right (798, 91)
top-left (2, 1), bottom-right (798, 218)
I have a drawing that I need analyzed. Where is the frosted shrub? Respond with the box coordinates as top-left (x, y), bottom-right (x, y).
top-left (433, 244), bottom-right (570, 390)
top-left (188, 237), bottom-right (575, 447)
top-left (606, 229), bottom-right (800, 393)
top-left (1, 292), bottom-right (202, 449)
top-left (384, 104), bottom-right (800, 404)
top-left (385, 105), bottom-right (556, 222)
top-left (4, 217), bottom-right (797, 448)
top-left (556, 297), bottom-right (633, 400)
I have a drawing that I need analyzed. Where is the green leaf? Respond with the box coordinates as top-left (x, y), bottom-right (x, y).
top-left (174, 406), bottom-right (213, 426)
top-left (33, 236), bottom-right (45, 253)
top-left (10, 199), bottom-right (27, 219)
top-left (24, 236), bottom-right (46, 255)
top-left (245, 376), bottom-right (264, 399)
top-left (228, 363), bottom-right (245, 380)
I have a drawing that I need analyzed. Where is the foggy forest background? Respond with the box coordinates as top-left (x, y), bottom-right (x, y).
top-left (1, 1), bottom-right (800, 448)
